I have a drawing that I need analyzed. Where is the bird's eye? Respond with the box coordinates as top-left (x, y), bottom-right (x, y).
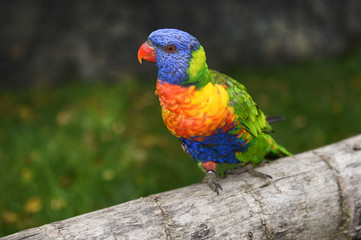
top-left (166, 45), bottom-right (175, 53)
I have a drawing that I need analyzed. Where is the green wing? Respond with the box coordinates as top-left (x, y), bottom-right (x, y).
top-left (209, 69), bottom-right (272, 136)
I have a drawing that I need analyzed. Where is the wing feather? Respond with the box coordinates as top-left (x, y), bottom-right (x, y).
top-left (209, 69), bottom-right (272, 136)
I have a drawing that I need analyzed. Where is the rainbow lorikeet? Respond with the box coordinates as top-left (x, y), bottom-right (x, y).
top-left (138, 29), bottom-right (291, 194)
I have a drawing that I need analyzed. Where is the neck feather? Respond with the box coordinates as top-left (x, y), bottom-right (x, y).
top-left (184, 46), bottom-right (209, 88)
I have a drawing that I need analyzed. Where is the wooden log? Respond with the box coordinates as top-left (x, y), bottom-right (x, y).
top-left (2, 134), bottom-right (361, 240)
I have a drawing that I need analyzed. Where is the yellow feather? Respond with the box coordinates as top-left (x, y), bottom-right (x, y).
top-left (156, 79), bottom-right (236, 138)
top-left (188, 46), bottom-right (207, 78)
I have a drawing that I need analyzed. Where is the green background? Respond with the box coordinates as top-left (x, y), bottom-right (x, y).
top-left (1, 52), bottom-right (361, 236)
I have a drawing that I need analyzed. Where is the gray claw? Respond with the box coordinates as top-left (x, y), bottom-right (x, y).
top-left (225, 164), bottom-right (273, 180)
top-left (225, 165), bottom-right (247, 175)
top-left (202, 171), bottom-right (222, 195)
top-left (246, 164), bottom-right (272, 179)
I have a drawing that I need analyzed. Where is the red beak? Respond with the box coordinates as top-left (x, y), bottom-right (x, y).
top-left (138, 42), bottom-right (156, 63)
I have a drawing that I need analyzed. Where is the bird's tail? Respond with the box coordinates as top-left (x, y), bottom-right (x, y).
top-left (264, 135), bottom-right (292, 159)
top-left (266, 116), bottom-right (285, 124)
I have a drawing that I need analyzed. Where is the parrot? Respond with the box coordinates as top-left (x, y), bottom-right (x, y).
top-left (138, 28), bottom-right (291, 194)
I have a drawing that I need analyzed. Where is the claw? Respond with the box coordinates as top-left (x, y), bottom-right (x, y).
top-left (246, 164), bottom-right (272, 179)
top-left (202, 171), bottom-right (222, 195)
top-left (225, 164), bottom-right (272, 179)
top-left (225, 165), bottom-right (247, 175)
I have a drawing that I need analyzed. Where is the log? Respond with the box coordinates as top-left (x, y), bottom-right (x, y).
top-left (2, 135), bottom-right (361, 240)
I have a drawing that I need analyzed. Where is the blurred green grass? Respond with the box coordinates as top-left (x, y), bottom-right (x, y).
top-left (1, 52), bottom-right (361, 236)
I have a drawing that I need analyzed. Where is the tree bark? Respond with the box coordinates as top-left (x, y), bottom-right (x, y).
top-left (2, 135), bottom-right (361, 240)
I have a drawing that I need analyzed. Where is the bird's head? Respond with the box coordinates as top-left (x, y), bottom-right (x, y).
top-left (138, 29), bottom-right (209, 86)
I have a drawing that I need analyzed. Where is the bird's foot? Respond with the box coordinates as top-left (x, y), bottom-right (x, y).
top-left (202, 171), bottom-right (222, 195)
top-left (225, 164), bottom-right (272, 179)
top-left (225, 165), bottom-right (247, 175)
top-left (245, 164), bottom-right (272, 179)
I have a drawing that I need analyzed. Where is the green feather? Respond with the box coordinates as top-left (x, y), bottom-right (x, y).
top-left (208, 69), bottom-right (292, 164)
top-left (209, 69), bottom-right (272, 137)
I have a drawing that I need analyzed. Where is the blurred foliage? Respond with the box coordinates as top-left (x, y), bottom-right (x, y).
top-left (1, 52), bottom-right (361, 236)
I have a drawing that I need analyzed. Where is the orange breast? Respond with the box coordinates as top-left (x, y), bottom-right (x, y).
top-left (156, 80), bottom-right (236, 139)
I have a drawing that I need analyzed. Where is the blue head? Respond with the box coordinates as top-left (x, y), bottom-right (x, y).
top-left (138, 29), bottom-right (208, 85)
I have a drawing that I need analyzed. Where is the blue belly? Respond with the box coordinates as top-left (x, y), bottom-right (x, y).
top-left (179, 128), bottom-right (253, 164)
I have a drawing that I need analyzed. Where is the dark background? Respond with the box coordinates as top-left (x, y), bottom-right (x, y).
top-left (1, 0), bottom-right (361, 88)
